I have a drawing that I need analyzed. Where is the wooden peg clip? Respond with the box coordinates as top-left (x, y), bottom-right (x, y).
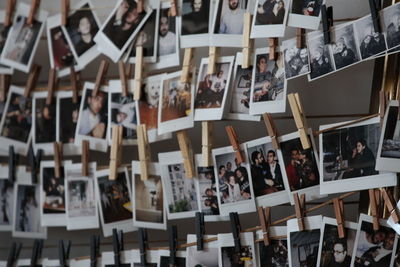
top-left (27, 0), bottom-right (41, 25)
top-left (225, 125), bottom-right (245, 164)
top-left (46, 68), bottom-right (57, 106)
top-left (81, 140), bottom-right (89, 176)
top-left (0, 74), bottom-right (11, 102)
top-left (288, 93), bottom-right (310, 150)
top-left (333, 198), bottom-right (345, 238)
top-left (181, 48), bottom-right (194, 83)
top-left (109, 125), bottom-right (123, 180)
top-left (201, 121), bottom-right (213, 167)
top-left (369, 189), bottom-right (381, 230)
top-left (207, 47), bottom-right (219, 75)
top-left (242, 12), bottom-right (253, 69)
top-left (268, 38), bottom-right (278, 61)
top-left (137, 0), bottom-right (144, 13)
top-left (24, 64), bottom-right (41, 98)
top-left (137, 124), bottom-right (150, 181)
top-left (257, 206), bottom-right (271, 246)
top-left (296, 28), bottom-right (305, 49)
top-left (118, 61), bottom-right (129, 97)
top-left (53, 142), bottom-right (63, 179)
top-left (92, 60), bottom-right (109, 97)
top-left (177, 130), bottom-right (195, 178)
top-left (262, 113), bottom-right (279, 150)
top-left (4, 0), bottom-right (16, 27)
top-left (379, 90), bottom-right (388, 126)
top-left (134, 46), bottom-right (144, 100)
top-left (70, 66), bottom-right (79, 104)
top-left (61, 0), bottom-right (70, 26)
top-left (169, 0), bottom-right (178, 17)
top-left (294, 193), bottom-right (306, 231)
top-left (382, 188), bottom-right (400, 224)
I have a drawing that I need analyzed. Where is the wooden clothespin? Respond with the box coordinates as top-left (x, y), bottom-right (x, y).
top-left (225, 125), bottom-right (245, 164)
top-left (195, 212), bottom-right (205, 251)
top-left (30, 240), bottom-right (43, 267)
top-left (6, 242), bottom-right (22, 267)
top-left (180, 48), bottom-right (194, 84)
top-left (262, 113), bottom-right (279, 150)
top-left (137, 0), bottom-right (144, 13)
top-left (379, 90), bottom-right (388, 126)
top-left (138, 228), bottom-right (148, 266)
top-left (137, 124), bottom-right (150, 181)
top-left (28, 144), bottom-right (42, 184)
top-left (118, 61), bottom-right (129, 97)
top-left (53, 142), bottom-right (63, 179)
top-left (61, 0), bottom-right (70, 26)
top-left (207, 47), bottom-right (219, 75)
top-left (81, 140), bottom-right (90, 176)
top-left (321, 5), bottom-right (333, 45)
top-left (0, 74), bottom-right (11, 102)
top-left (109, 125), bottom-right (123, 180)
top-left (288, 93), bottom-right (310, 150)
top-left (333, 198), bottom-right (345, 238)
top-left (268, 38), bottom-right (278, 61)
top-left (168, 225), bottom-right (178, 267)
top-left (169, 0), bottom-right (178, 17)
top-left (296, 28), bottom-right (306, 49)
top-left (201, 121), bottom-right (213, 167)
top-left (58, 240), bottom-right (71, 267)
top-left (112, 229), bottom-right (124, 267)
top-left (27, 0), bottom-right (41, 25)
top-left (369, 0), bottom-right (381, 33)
top-left (8, 146), bottom-right (16, 184)
top-left (46, 68), bottom-right (57, 106)
top-left (257, 206), bottom-right (271, 246)
top-left (382, 188), bottom-right (400, 224)
top-left (4, 0), bottom-right (16, 27)
top-left (92, 60), bottom-right (109, 97)
top-left (70, 66), bottom-right (79, 104)
top-left (294, 193), bottom-right (306, 231)
top-left (242, 12), bottom-right (253, 69)
top-left (369, 189), bottom-right (381, 230)
top-left (24, 64), bottom-right (41, 98)
top-left (134, 46), bottom-right (144, 100)
top-left (177, 130), bottom-right (195, 178)
top-left (229, 212), bottom-right (241, 253)
top-left (90, 235), bottom-right (100, 267)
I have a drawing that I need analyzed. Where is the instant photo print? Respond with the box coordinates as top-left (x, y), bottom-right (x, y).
top-left (218, 232), bottom-right (257, 266)
top-left (287, 0), bottom-right (325, 30)
top-left (131, 249), bottom-right (159, 266)
top-left (0, 11), bottom-right (14, 75)
top-left (282, 37), bottom-right (310, 80)
top-left (251, 0), bottom-right (289, 38)
top-left (255, 226), bottom-right (289, 267)
top-left (157, 250), bottom-right (186, 267)
top-left (186, 234), bottom-right (219, 267)
top-left (381, 2), bottom-right (400, 51)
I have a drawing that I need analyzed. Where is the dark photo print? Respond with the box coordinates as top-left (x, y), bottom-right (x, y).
top-left (291, 0), bottom-right (323, 17)
top-left (229, 65), bottom-right (252, 114)
top-left (42, 167), bottom-right (65, 214)
top-left (59, 97), bottom-right (80, 144)
top-left (380, 105), bottom-right (400, 158)
top-left (255, 0), bottom-right (287, 25)
top-left (49, 26), bottom-right (74, 69)
top-left (283, 39), bottom-right (309, 79)
top-left (221, 245), bottom-right (254, 266)
top-left (181, 0), bottom-right (210, 35)
top-left (214, 0), bottom-right (247, 34)
top-left (289, 229), bottom-right (320, 267)
top-left (258, 239), bottom-right (288, 266)
top-left (332, 23), bottom-right (360, 70)
top-left (0, 179), bottom-right (13, 226)
top-left (14, 184), bottom-right (41, 233)
top-left (160, 77), bottom-right (191, 122)
top-left (158, 8), bottom-right (176, 56)
top-left (159, 256), bottom-right (185, 267)
top-left (197, 166), bottom-right (220, 216)
top-left (110, 92), bottom-right (138, 140)
top-left (129, 11), bottom-right (156, 58)
top-left (34, 98), bottom-right (56, 144)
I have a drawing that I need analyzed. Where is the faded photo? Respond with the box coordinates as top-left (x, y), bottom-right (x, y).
top-left (181, 0), bottom-right (210, 35)
top-left (66, 177), bottom-right (96, 218)
top-left (160, 77), bottom-right (191, 122)
top-left (129, 11), bottom-right (156, 58)
top-left (259, 239), bottom-right (288, 266)
top-left (198, 166), bottom-right (220, 216)
top-left (291, 0), bottom-right (323, 17)
top-left (380, 105), bottom-right (400, 158)
top-left (332, 23), bottom-right (360, 70)
top-left (289, 229), bottom-right (320, 267)
top-left (187, 245), bottom-right (219, 266)
top-left (214, 0), bottom-right (247, 34)
top-left (221, 245), bottom-right (254, 266)
top-left (49, 26), bottom-right (74, 69)
top-left (134, 174), bottom-right (163, 223)
top-left (110, 92), bottom-right (138, 140)
top-left (34, 98), bottom-right (56, 144)
top-left (230, 65), bottom-right (252, 114)
top-left (382, 3), bottom-right (400, 50)
top-left (14, 184), bottom-right (41, 233)
top-left (282, 38), bottom-right (310, 79)
top-left (308, 32), bottom-right (334, 79)
top-left (158, 8), bottom-right (176, 56)
top-left (139, 79), bottom-right (161, 130)
top-left (42, 167), bottom-right (65, 214)
top-left (255, 0), bottom-right (287, 25)
top-left (0, 179), bottom-right (14, 227)
top-left (59, 97), bottom-right (80, 144)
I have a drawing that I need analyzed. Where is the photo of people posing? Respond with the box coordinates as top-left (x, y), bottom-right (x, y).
top-left (160, 77), bottom-right (192, 122)
top-left (291, 0), bottom-right (323, 17)
top-left (308, 32), bottom-right (335, 80)
top-left (213, 0), bottom-right (247, 34)
top-left (282, 37), bottom-right (310, 79)
top-left (229, 62), bottom-right (252, 115)
top-left (258, 239), bottom-right (288, 266)
top-left (332, 23), bottom-right (360, 70)
top-left (0, 179), bottom-right (13, 228)
top-left (110, 92), bottom-right (138, 141)
top-left (181, 0), bottom-right (210, 35)
top-left (289, 229), bottom-right (320, 267)
top-left (255, 0), bottom-right (286, 25)
top-left (382, 3), bottom-right (400, 50)
top-left (158, 8), bottom-right (176, 56)
top-left (49, 25), bottom-right (75, 70)
top-left (34, 97), bottom-right (56, 144)
top-left (197, 165), bottom-right (220, 216)
top-left (42, 166), bottom-right (65, 214)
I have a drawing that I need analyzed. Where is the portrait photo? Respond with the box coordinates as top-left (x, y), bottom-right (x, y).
top-left (181, 0), bottom-right (210, 35)
top-left (382, 2), bottom-right (400, 50)
top-left (186, 234), bottom-right (219, 267)
top-left (308, 31), bottom-right (335, 80)
top-left (331, 23), bottom-right (360, 70)
top-left (33, 95), bottom-right (56, 147)
top-left (158, 7), bottom-right (177, 57)
top-left (291, 0), bottom-right (323, 16)
top-left (214, 0), bottom-right (247, 34)
top-left (0, 178), bottom-right (14, 229)
top-left (251, 0), bottom-right (288, 38)
top-left (282, 37), bottom-right (310, 80)
top-left (197, 164), bottom-right (220, 217)
top-left (258, 239), bottom-right (288, 266)
top-left (57, 92), bottom-right (80, 149)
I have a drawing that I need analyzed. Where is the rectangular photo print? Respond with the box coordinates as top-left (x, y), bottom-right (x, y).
top-left (218, 232), bottom-right (256, 266)
top-left (194, 56), bottom-right (234, 121)
top-left (131, 249), bottom-right (159, 266)
top-left (0, 11), bottom-right (14, 75)
top-left (331, 22), bottom-right (360, 71)
top-left (132, 161), bottom-right (166, 230)
top-left (187, 234), bottom-right (219, 267)
top-left (159, 151), bottom-right (200, 220)
top-left (287, 0), bottom-right (324, 30)
top-left (244, 136), bottom-right (289, 207)
top-left (282, 37), bottom-right (310, 80)
top-left (0, 175), bottom-right (14, 231)
top-left (381, 2), bottom-right (400, 51)
top-left (212, 146), bottom-right (256, 216)
top-left (101, 251), bottom-right (132, 267)
top-left (251, 0), bottom-right (289, 38)
top-left (249, 48), bottom-right (287, 115)
top-left (307, 30), bottom-right (335, 81)
top-left (319, 116), bottom-right (396, 194)
top-left (256, 226), bottom-right (288, 267)
top-left (158, 250), bottom-right (186, 267)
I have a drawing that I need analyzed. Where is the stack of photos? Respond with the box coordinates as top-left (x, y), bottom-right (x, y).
top-left (307, 30), bottom-right (335, 81)
top-left (250, 48), bottom-right (286, 115)
top-left (256, 226), bottom-right (288, 267)
top-left (251, 0), bottom-right (289, 38)
top-left (381, 2), bottom-right (400, 51)
top-left (0, 11), bottom-right (13, 75)
top-left (287, 0), bottom-right (325, 30)
top-left (319, 116), bottom-right (397, 194)
top-left (131, 250), bottom-right (159, 266)
top-left (218, 232), bottom-right (256, 266)
top-left (194, 56), bottom-right (234, 121)
top-left (282, 37), bottom-right (310, 80)
top-left (212, 146), bottom-right (256, 216)
top-left (186, 234), bottom-right (219, 267)
top-left (132, 161), bottom-right (166, 230)
top-left (351, 214), bottom-right (398, 267)
top-left (0, 176), bottom-right (14, 231)
top-left (158, 250), bottom-right (186, 267)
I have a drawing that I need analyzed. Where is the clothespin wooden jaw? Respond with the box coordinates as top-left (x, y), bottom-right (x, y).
top-left (61, 0), bottom-right (70, 26)
top-left (53, 142), bottom-right (63, 179)
top-left (229, 212), bottom-right (241, 253)
top-left (118, 61), bottom-right (129, 97)
top-left (369, 0), bottom-right (381, 33)
top-left (287, 93), bottom-right (310, 150)
top-left (46, 68), bottom-right (57, 106)
top-left (262, 113), bottom-right (279, 150)
top-left (333, 198), bottom-right (345, 238)
top-left (169, 0), bottom-right (178, 17)
top-left (109, 125), bottom-right (123, 180)
top-left (24, 64), bottom-right (42, 99)
top-left (177, 130), bottom-right (195, 178)
top-left (58, 240), bottom-right (71, 267)
top-left (225, 126), bottom-right (245, 164)
top-left (92, 60), bottom-right (109, 97)
top-left (207, 47), bottom-right (219, 75)
top-left (321, 5), bottom-right (333, 45)
top-left (6, 242), bottom-right (22, 267)
top-left (195, 212), bottom-right (205, 251)
top-left (137, 124), bottom-right (150, 181)
top-left (90, 235), bottom-right (100, 267)
top-left (296, 28), bottom-right (306, 49)
top-left (4, 0), bottom-right (16, 27)
top-left (242, 12), bottom-right (253, 69)
top-left (138, 228), bottom-right (148, 266)
top-left (257, 207), bottom-right (271, 246)
top-left (27, 0), bottom-right (41, 25)
top-left (81, 140), bottom-right (90, 176)
top-left (180, 48), bottom-right (194, 84)
top-left (8, 146), bottom-right (16, 183)
top-left (369, 189), bottom-right (381, 230)
top-left (134, 46), bottom-right (144, 101)
top-left (268, 38), bottom-right (278, 61)
top-left (382, 188), bottom-right (400, 224)
top-left (294, 193), bottom-right (306, 231)
top-left (201, 121), bottom-right (213, 167)
top-left (168, 225), bottom-right (178, 267)
top-left (0, 74), bottom-right (11, 102)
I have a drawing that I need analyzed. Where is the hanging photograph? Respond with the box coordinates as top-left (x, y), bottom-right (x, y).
top-left (331, 22), bottom-right (360, 71)
top-left (158, 70), bottom-right (194, 135)
top-left (101, 251), bottom-right (133, 267)
top-left (131, 250), bottom-right (159, 266)
top-left (255, 226), bottom-right (288, 267)
top-left (159, 151), bottom-right (200, 220)
top-left (218, 232), bottom-right (256, 266)
top-left (307, 30), bottom-right (335, 81)
top-left (381, 2), bottom-right (400, 51)
top-left (158, 250), bottom-right (186, 267)
top-left (186, 234), bottom-right (219, 267)
top-left (319, 116), bottom-right (396, 194)
top-left (251, 0), bottom-right (289, 38)
top-left (194, 56), bottom-right (234, 121)
top-left (282, 37), bottom-right (310, 80)
top-left (0, 11), bottom-right (13, 75)
top-left (0, 175), bottom-right (14, 231)
top-left (287, 0), bottom-right (325, 30)
top-left (249, 48), bottom-right (287, 115)
top-left (212, 145), bottom-right (256, 216)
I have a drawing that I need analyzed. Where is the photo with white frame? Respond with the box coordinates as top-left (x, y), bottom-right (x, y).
top-left (0, 11), bottom-right (14, 75)
top-left (287, 0), bottom-right (325, 30)
top-left (218, 232), bottom-right (257, 266)
top-left (282, 36), bottom-right (310, 80)
top-left (255, 226), bottom-right (289, 267)
top-left (186, 234), bottom-right (219, 267)
top-left (158, 250), bottom-right (186, 267)
top-left (131, 249), bottom-right (159, 266)
top-left (380, 2), bottom-right (400, 51)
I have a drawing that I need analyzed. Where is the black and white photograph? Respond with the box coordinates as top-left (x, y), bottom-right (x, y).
top-left (108, 80), bottom-right (139, 145)
top-left (245, 136), bottom-right (289, 207)
top-left (158, 250), bottom-right (186, 267)
top-left (381, 2), bottom-right (400, 50)
top-left (131, 250), bottom-right (159, 266)
top-left (159, 151), bottom-right (200, 219)
top-left (351, 213), bottom-right (398, 267)
top-left (186, 234), bottom-right (219, 267)
top-left (354, 15), bottom-right (387, 60)
top-left (218, 232), bottom-right (256, 266)
top-left (282, 37), bottom-right (310, 80)
top-left (95, 168), bottom-right (135, 237)
top-left (287, 0), bottom-right (324, 30)
top-left (63, 0), bottom-right (100, 67)
top-left (132, 161), bottom-right (166, 230)
top-left (319, 116), bottom-right (396, 194)
top-left (307, 31), bottom-right (335, 81)
top-left (0, 177), bottom-right (14, 231)
top-left (0, 11), bottom-right (13, 75)
top-left (287, 215), bottom-right (322, 267)
top-left (75, 82), bottom-right (109, 152)
top-left (212, 146), bottom-right (256, 216)
top-left (65, 162), bottom-right (98, 230)
top-left (251, 0), bottom-right (289, 38)
top-left (331, 22), bottom-right (360, 70)
top-left (250, 48), bottom-right (287, 115)
top-left (194, 56), bottom-right (234, 121)
top-left (0, 3), bottom-right (48, 73)
top-left (256, 226), bottom-right (288, 267)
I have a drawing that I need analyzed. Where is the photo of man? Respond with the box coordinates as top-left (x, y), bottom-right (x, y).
top-left (34, 98), bottom-right (56, 144)
top-left (214, 0), bottom-right (247, 34)
top-left (129, 11), bottom-right (156, 58)
top-left (161, 77), bottom-right (191, 122)
top-left (49, 26), bottom-right (75, 69)
top-left (291, 0), bottom-right (323, 17)
top-left (283, 38), bottom-right (310, 79)
top-left (332, 23), bottom-right (360, 70)
top-left (383, 4), bottom-right (400, 50)
top-left (158, 8), bottom-right (176, 56)
top-left (181, 0), bottom-right (210, 35)
top-left (255, 0), bottom-right (286, 25)
top-left (42, 167), bottom-right (65, 214)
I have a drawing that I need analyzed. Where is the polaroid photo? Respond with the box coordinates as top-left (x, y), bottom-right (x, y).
top-left (287, 215), bottom-right (322, 267)
top-left (132, 160), bottom-right (166, 230)
top-left (0, 86), bottom-right (32, 155)
top-left (244, 136), bottom-right (290, 207)
top-left (0, 3), bottom-right (48, 73)
top-left (75, 82), bottom-right (109, 152)
top-left (95, 167), bottom-right (135, 237)
top-left (102, 251), bottom-right (132, 267)
top-left (282, 37), bottom-right (310, 80)
top-left (226, 52), bottom-right (260, 121)
top-left (278, 129), bottom-right (323, 204)
top-left (0, 174), bottom-right (14, 231)
top-left (212, 145), bottom-right (257, 216)
top-left (287, 0), bottom-right (325, 30)
top-left (194, 56), bottom-right (234, 121)
top-left (249, 48), bottom-right (287, 115)
top-left (255, 226), bottom-right (289, 266)
top-left (251, 0), bottom-right (289, 38)
top-left (316, 217), bottom-right (358, 267)
top-left (186, 234), bottom-right (219, 267)
top-left (353, 14), bottom-right (387, 61)
top-left (351, 213), bottom-right (398, 267)
top-left (307, 30), bottom-right (336, 81)
top-left (94, 0), bottom-right (153, 62)
top-left (64, 162), bottom-right (99, 230)
top-left (159, 151), bottom-right (201, 219)
top-left (131, 249), bottom-right (158, 266)
top-left (381, 2), bottom-right (400, 51)
top-left (32, 92), bottom-right (57, 155)
top-left (62, 0), bottom-right (101, 68)
top-left (0, 11), bottom-right (14, 75)
top-left (138, 74), bottom-right (172, 143)
top-left (210, 0), bottom-right (249, 47)
top-left (319, 116), bottom-right (397, 195)
top-left (108, 80), bottom-right (139, 146)
top-left (218, 232), bottom-right (257, 266)
top-left (158, 250), bottom-right (186, 267)
top-left (158, 70), bottom-right (195, 135)
top-left (56, 91), bottom-right (81, 155)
